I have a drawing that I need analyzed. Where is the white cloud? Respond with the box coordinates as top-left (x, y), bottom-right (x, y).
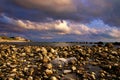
top-left (40, 36), bottom-right (53, 39)
top-left (0, 15), bottom-right (98, 35)
top-left (108, 29), bottom-right (120, 38)
top-left (0, 15), bottom-right (72, 34)
top-left (0, 14), bottom-right (120, 41)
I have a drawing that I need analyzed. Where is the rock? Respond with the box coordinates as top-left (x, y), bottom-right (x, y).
top-left (63, 70), bottom-right (72, 74)
top-left (30, 68), bottom-right (34, 75)
top-left (10, 65), bottom-right (17, 68)
top-left (105, 43), bottom-right (114, 48)
top-left (8, 74), bottom-right (16, 77)
top-left (8, 78), bottom-right (14, 80)
top-left (50, 48), bottom-right (55, 53)
top-left (69, 59), bottom-right (76, 64)
top-left (11, 68), bottom-right (17, 72)
top-left (24, 67), bottom-right (29, 71)
top-left (43, 75), bottom-right (48, 79)
top-left (28, 76), bottom-right (33, 80)
top-left (0, 44), bottom-right (119, 79)
top-left (100, 73), bottom-right (105, 77)
top-left (12, 47), bottom-right (17, 52)
top-left (90, 62), bottom-right (98, 66)
top-left (29, 53), bottom-right (34, 57)
top-left (46, 63), bottom-right (53, 69)
top-left (91, 72), bottom-right (96, 79)
top-left (41, 47), bottom-right (47, 55)
top-left (21, 53), bottom-right (26, 56)
top-left (58, 64), bottom-right (62, 68)
top-left (63, 51), bottom-right (68, 57)
top-left (111, 51), bottom-right (118, 55)
top-left (39, 54), bottom-right (43, 60)
top-left (50, 76), bottom-right (58, 80)
top-left (45, 69), bottom-right (53, 75)
top-left (109, 55), bottom-right (115, 59)
top-left (104, 47), bottom-right (108, 51)
top-left (12, 54), bottom-right (16, 59)
top-left (36, 47), bottom-right (41, 52)
top-left (25, 47), bottom-right (31, 53)
top-left (48, 53), bottom-right (53, 58)
top-left (43, 56), bottom-right (50, 63)
top-left (71, 66), bottom-right (76, 71)
top-left (114, 63), bottom-right (119, 66)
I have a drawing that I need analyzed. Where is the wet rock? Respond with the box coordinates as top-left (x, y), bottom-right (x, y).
top-left (25, 47), bottom-right (31, 53)
top-left (45, 69), bottom-right (53, 75)
top-left (45, 63), bottom-right (53, 69)
top-left (28, 76), bottom-right (33, 80)
top-left (58, 64), bottom-right (62, 68)
top-left (71, 66), bottom-right (76, 71)
top-left (100, 73), bottom-right (105, 77)
top-left (105, 43), bottom-right (114, 48)
top-left (111, 51), bottom-right (118, 55)
top-left (29, 68), bottom-right (34, 75)
top-left (104, 47), bottom-right (108, 51)
top-left (8, 78), bottom-right (14, 80)
top-left (63, 51), bottom-right (68, 57)
top-left (41, 47), bottom-right (47, 55)
top-left (39, 54), bottom-right (43, 60)
top-left (77, 69), bottom-right (84, 75)
top-left (11, 68), bottom-right (17, 72)
top-left (63, 70), bottom-right (72, 74)
top-left (0, 43), bottom-right (119, 79)
top-left (24, 67), bottom-right (29, 72)
top-left (69, 59), bottom-right (76, 65)
top-left (50, 48), bottom-right (56, 53)
top-left (90, 62), bottom-right (98, 66)
top-left (21, 53), bottom-right (26, 56)
top-left (91, 72), bottom-right (96, 79)
top-left (50, 76), bottom-right (58, 80)
top-left (35, 47), bottom-right (41, 52)
top-left (43, 56), bottom-right (50, 63)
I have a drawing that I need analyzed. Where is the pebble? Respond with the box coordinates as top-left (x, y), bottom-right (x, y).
top-left (46, 63), bottom-right (53, 69)
top-left (71, 66), bottom-right (76, 71)
top-left (50, 76), bottom-right (58, 80)
top-left (43, 56), bottom-right (49, 63)
top-left (63, 70), bottom-right (72, 74)
top-left (0, 43), bottom-right (119, 79)
top-left (41, 47), bottom-right (47, 55)
top-left (28, 76), bottom-right (33, 80)
top-left (45, 69), bottom-right (53, 75)
top-left (8, 78), bottom-right (14, 80)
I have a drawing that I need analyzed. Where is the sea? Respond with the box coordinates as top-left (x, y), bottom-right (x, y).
top-left (0, 42), bottom-right (119, 48)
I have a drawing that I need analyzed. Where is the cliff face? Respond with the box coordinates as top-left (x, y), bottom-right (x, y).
top-left (0, 36), bottom-right (30, 42)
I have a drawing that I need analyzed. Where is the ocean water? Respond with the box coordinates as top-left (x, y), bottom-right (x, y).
top-left (0, 42), bottom-right (120, 48)
top-left (0, 42), bottom-right (96, 47)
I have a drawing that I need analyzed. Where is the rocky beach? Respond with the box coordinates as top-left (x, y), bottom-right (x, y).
top-left (0, 43), bottom-right (120, 80)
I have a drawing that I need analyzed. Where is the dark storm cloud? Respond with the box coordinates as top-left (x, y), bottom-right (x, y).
top-left (12, 0), bottom-right (76, 13)
top-left (102, 0), bottom-right (120, 27)
top-left (0, 0), bottom-right (120, 41)
top-left (8, 0), bottom-right (120, 27)
top-left (0, 0), bottom-right (119, 26)
top-left (0, 14), bottom-right (120, 41)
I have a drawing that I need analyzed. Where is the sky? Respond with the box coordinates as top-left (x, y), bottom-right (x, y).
top-left (0, 0), bottom-right (120, 42)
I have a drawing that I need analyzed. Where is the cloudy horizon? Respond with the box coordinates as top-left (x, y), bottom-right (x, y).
top-left (0, 0), bottom-right (120, 42)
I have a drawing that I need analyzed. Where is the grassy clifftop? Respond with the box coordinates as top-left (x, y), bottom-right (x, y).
top-left (0, 36), bottom-right (30, 42)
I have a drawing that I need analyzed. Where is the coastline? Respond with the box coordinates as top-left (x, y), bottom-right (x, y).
top-left (0, 40), bottom-right (29, 42)
top-left (0, 43), bottom-right (119, 79)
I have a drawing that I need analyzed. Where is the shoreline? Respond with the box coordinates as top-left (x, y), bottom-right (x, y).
top-left (0, 43), bottom-right (119, 79)
top-left (0, 40), bottom-right (30, 42)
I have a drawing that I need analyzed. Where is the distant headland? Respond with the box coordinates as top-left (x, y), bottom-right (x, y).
top-left (0, 36), bottom-right (30, 42)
